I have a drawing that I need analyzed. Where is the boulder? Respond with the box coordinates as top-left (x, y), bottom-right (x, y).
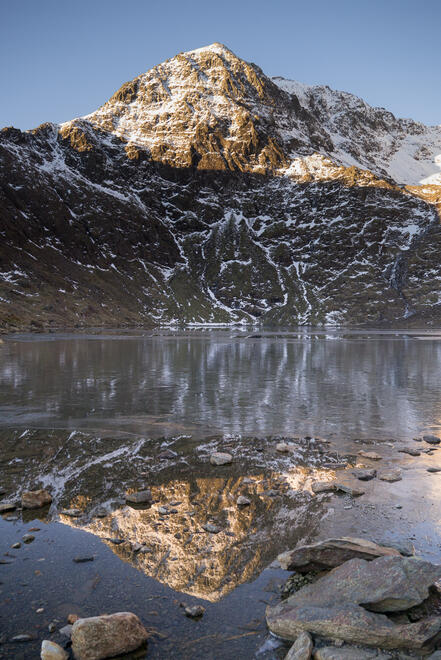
top-left (278, 537), bottom-right (400, 573)
top-left (21, 489), bottom-right (52, 509)
top-left (313, 648), bottom-right (391, 659)
top-left (267, 556), bottom-right (441, 649)
top-left (40, 640), bottom-right (69, 659)
top-left (125, 490), bottom-right (152, 504)
top-left (209, 452), bottom-right (232, 466)
top-left (71, 612), bottom-right (148, 660)
top-left (285, 631), bottom-right (313, 659)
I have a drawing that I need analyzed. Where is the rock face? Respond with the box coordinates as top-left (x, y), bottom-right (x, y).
top-left (21, 489), bottom-right (52, 509)
top-left (278, 537), bottom-right (400, 573)
top-left (1, 43), bottom-right (441, 331)
top-left (71, 612), bottom-right (148, 660)
top-left (267, 556), bottom-right (441, 649)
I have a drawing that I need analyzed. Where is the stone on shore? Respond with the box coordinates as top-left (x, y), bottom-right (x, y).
top-left (277, 537), bottom-right (400, 573)
top-left (185, 605), bottom-right (205, 618)
top-left (237, 495), bottom-right (251, 506)
top-left (334, 484), bottom-right (365, 497)
top-left (41, 640), bottom-right (69, 659)
top-left (267, 555), bottom-right (441, 649)
top-left (209, 452), bottom-right (232, 466)
top-left (21, 489), bottom-right (52, 509)
top-left (398, 448), bottom-right (420, 457)
top-left (285, 631), bottom-right (313, 659)
top-left (71, 612), bottom-right (148, 660)
top-left (125, 490), bottom-right (152, 504)
top-left (358, 451), bottom-right (382, 460)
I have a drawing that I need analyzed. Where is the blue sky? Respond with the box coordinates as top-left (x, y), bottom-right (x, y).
top-left (1, 0), bottom-right (440, 130)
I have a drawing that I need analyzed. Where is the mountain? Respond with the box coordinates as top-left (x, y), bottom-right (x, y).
top-left (1, 42), bottom-right (441, 331)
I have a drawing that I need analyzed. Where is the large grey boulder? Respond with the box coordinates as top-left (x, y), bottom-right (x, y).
top-left (71, 612), bottom-right (148, 660)
top-left (278, 537), bottom-right (400, 573)
top-left (267, 556), bottom-right (441, 650)
top-left (285, 631), bottom-right (313, 659)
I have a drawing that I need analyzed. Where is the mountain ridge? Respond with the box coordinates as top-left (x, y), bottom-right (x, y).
top-left (1, 43), bottom-right (441, 332)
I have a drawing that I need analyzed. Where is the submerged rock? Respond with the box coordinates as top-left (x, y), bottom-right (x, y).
top-left (285, 631), bottom-right (313, 659)
top-left (209, 452), bottom-right (232, 466)
top-left (358, 451), bottom-right (382, 460)
top-left (0, 501), bottom-right (17, 513)
top-left (378, 470), bottom-right (402, 482)
top-left (40, 640), bottom-right (69, 659)
top-left (71, 612), bottom-right (148, 660)
top-left (278, 537), bottom-right (400, 573)
top-left (352, 469), bottom-right (376, 481)
top-left (423, 435), bottom-right (441, 445)
top-left (267, 555), bottom-right (441, 649)
top-left (21, 489), bottom-right (52, 509)
top-left (185, 605), bottom-right (205, 618)
top-left (398, 448), bottom-right (421, 457)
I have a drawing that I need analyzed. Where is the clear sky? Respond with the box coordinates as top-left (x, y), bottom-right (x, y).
top-left (1, 0), bottom-right (440, 130)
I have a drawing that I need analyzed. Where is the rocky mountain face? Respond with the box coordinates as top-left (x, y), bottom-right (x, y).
top-left (1, 42), bottom-right (441, 331)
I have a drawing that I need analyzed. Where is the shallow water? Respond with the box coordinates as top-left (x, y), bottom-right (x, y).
top-left (2, 328), bottom-right (441, 659)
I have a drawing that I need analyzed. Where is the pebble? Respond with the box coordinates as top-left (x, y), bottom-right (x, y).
top-left (334, 484), bottom-right (365, 497)
top-left (48, 623), bottom-right (57, 633)
top-left (94, 507), bottom-right (108, 518)
top-left (379, 470), bottom-right (402, 482)
top-left (427, 467), bottom-right (441, 473)
top-left (358, 450), bottom-right (382, 460)
top-left (61, 509), bottom-right (82, 517)
top-left (125, 490), bottom-right (152, 504)
top-left (352, 469), bottom-right (377, 481)
top-left (237, 496), bottom-right (251, 506)
top-left (423, 435), bottom-right (441, 445)
top-left (73, 556), bottom-right (94, 563)
top-left (67, 614), bottom-right (79, 624)
top-left (11, 542), bottom-right (21, 549)
top-left (398, 447), bottom-right (421, 456)
top-left (203, 523), bottom-right (220, 533)
top-left (184, 605), bottom-right (205, 618)
top-left (22, 534), bottom-right (35, 544)
top-left (209, 452), bottom-right (233, 466)
top-left (11, 634), bottom-right (34, 642)
top-left (276, 443), bottom-right (291, 452)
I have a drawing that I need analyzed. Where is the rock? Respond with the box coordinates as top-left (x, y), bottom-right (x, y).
top-left (313, 648), bottom-right (391, 659)
top-left (184, 605), bottom-right (205, 618)
top-left (322, 462), bottom-right (348, 469)
top-left (285, 631), bottom-right (313, 659)
top-left (11, 542), bottom-right (21, 549)
top-left (68, 614), bottom-right (79, 624)
top-left (93, 507), bottom-right (108, 518)
top-left (278, 537), bottom-right (400, 573)
top-left (21, 489), bottom-right (52, 509)
top-left (73, 556), bottom-right (94, 563)
top-left (427, 467), bottom-right (441, 473)
top-left (71, 612), bottom-right (148, 660)
top-left (237, 495), bottom-right (251, 506)
top-left (11, 634), bottom-right (34, 642)
top-left (277, 443), bottom-right (291, 453)
top-left (0, 501), bottom-right (17, 513)
top-left (428, 652), bottom-right (441, 659)
top-left (358, 451), bottom-right (382, 460)
top-left (398, 448), bottom-right (420, 457)
top-left (61, 509), bottom-right (82, 517)
top-left (267, 555), bottom-right (441, 649)
top-left (378, 470), bottom-right (402, 482)
top-left (41, 640), bottom-right (69, 659)
top-left (125, 490), bottom-right (152, 504)
top-left (209, 452), bottom-right (232, 465)
top-left (158, 449), bottom-right (177, 459)
top-left (352, 469), bottom-right (376, 481)
top-left (311, 481), bottom-right (336, 494)
top-left (59, 625), bottom-right (73, 638)
top-left (423, 435), bottom-right (441, 445)
top-left (48, 623), bottom-right (57, 633)
top-left (203, 523), bottom-right (220, 533)
top-left (334, 484), bottom-right (365, 497)
top-left (22, 534), bottom-right (35, 544)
